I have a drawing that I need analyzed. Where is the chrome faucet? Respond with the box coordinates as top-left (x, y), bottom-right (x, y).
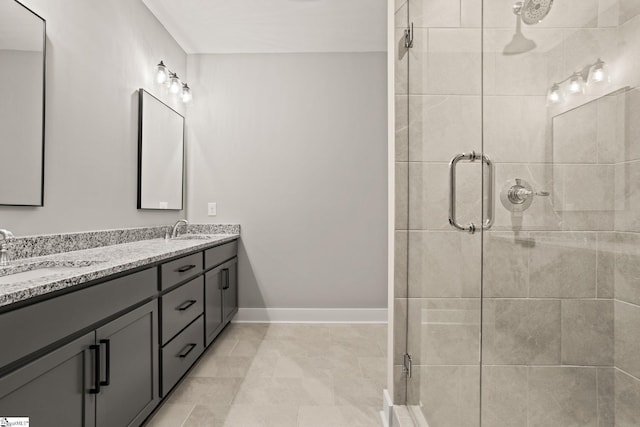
top-left (0, 229), bottom-right (14, 266)
top-left (171, 219), bottom-right (188, 239)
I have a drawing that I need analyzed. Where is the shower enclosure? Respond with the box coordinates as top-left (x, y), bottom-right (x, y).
top-left (394, 0), bottom-right (640, 425)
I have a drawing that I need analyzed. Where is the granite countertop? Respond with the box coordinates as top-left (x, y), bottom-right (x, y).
top-left (0, 234), bottom-right (239, 308)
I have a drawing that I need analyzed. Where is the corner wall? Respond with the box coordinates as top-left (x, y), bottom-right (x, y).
top-left (186, 53), bottom-right (388, 314)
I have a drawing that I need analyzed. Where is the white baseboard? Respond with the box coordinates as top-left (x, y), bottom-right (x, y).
top-left (233, 308), bottom-right (388, 323)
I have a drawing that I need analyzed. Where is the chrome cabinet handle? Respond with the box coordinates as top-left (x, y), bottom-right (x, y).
top-left (448, 151), bottom-right (494, 234)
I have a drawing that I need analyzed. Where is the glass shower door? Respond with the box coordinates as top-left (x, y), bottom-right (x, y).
top-left (400, 0), bottom-right (640, 425)
top-left (401, 0), bottom-right (484, 423)
top-left (480, 0), bottom-right (639, 425)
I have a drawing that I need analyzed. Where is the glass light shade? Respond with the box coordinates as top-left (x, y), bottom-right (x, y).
top-left (169, 73), bottom-right (181, 94)
top-left (181, 84), bottom-right (192, 103)
top-left (155, 61), bottom-right (169, 84)
top-left (568, 72), bottom-right (585, 95)
top-left (547, 83), bottom-right (562, 105)
top-left (588, 59), bottom-right (610, 85)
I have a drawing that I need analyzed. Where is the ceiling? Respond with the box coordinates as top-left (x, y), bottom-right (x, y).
top-left (141, 0), bottom-right (387, 54)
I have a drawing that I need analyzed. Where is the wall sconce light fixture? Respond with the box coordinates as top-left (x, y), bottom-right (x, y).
top-left (154, 60), bottom-right (192, 104)
top-left (547, 59), bottom-right (610, 105)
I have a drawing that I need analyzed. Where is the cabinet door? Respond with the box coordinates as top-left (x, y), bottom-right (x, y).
top-left (95, 301), bottom-right (158, 427)
top-left (222, 258), bottom-right (238, 324)
top-left (0, 332), bottom-right (95, 427)
top-left (204, 265), bottom-right (224, 347)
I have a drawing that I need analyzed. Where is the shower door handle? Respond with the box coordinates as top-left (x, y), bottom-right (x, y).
top-left (448, 151), bottom-right (494, 234)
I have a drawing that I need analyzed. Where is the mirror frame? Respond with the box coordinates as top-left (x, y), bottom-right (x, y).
top-left (137, 89), bottom-right (185, 211)
top-left (0, 1), bottom-right (46, 207)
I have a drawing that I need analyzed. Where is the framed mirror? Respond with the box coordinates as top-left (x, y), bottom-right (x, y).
top-left (0, 1), bottom-right (46, 206)
top-left (137, 89), bottom-right (185, 210)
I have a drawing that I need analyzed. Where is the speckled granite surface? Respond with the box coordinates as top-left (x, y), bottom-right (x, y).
top-left (9, 224), bottom-right (240, 260)
top-left (0, 231), bottom-right (239, 308)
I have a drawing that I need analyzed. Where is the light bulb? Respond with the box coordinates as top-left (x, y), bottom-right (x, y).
top-left (155, 61), bottom-right (169, 85)
top-left (169, 73), bottom-right (181, 94)
top-left (588, 59), bottom-right (610, 85)
top-left (181, 84), bottom-right (192, 103)
top-left (568, 72), bottom-right (585, 95)
top-left (547, 83), bottom-right (562, 104)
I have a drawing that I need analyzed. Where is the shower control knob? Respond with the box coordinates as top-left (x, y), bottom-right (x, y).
top-left (500, 178), bottom-right (549, 212)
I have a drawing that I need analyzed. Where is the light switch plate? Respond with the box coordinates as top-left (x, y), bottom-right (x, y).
top-left (207, 202), bottom-right (217, 216)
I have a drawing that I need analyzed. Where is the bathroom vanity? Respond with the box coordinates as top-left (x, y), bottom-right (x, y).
top-left (0, 233), bottom-right (238, 426)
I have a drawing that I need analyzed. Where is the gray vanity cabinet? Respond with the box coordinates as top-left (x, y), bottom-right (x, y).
top-left (222, 258), bottom-right (238, 325)
top-left (204, 257), bottom-right (238, 346)
top-left (95, 301), bottom-right (158, 427)
top-left (0, 332), bottom-right (96, 427)
top-left (0, 301), bottom-right (158, 427)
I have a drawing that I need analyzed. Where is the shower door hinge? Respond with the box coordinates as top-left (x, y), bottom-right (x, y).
top-left (403, 353), bottom-right (413, 378)
top-left (404, 23), bottom-right (414, 48)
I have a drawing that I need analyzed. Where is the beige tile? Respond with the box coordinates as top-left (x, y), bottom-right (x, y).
top-left (407, 95), bottom-right (481, 162)
top-left (395, 2), bottom-right (408, 28)
top-left (358, 357), bottom-right (386, 380)
top-left (229, 338), bottom-right (261, 358)
top-left (483, 232), bottom-right (530, 298)
top-left (597, 233), bottom-right (615, 298)
top-left (408, 162), bottom-right (481, 231)
top-left (553, 99), bottom-right (598, 163)
top-left (597, 368), bottom-right (615, 427)
top-left (615, 369), bottom-right (640, 426)
top-left (188, 356), bottom-right (252, 378)
top-left (596, 89), bottom-right (626, 164)
top-left (561, 28), bottom-right (618, 81)
top-left (170, 377), bottom-right (242, 406)
top-left (393, 364), bottom-right (407, 405)
top-left (483, 0), bottom-right (598, 28)
top-left (461, 0), bottom-right (481, 27)
top-left (409, 0), bottom-right (460, 28)
top-left (182, 404), bottom-right (229, 427)
top-left (620, 0), bottom-right (640, 24)
top-left (298, 405), bottom-right (381, 427)
top-left (395, 231), bottom-right (408, 299)
top-left (418, 365), bottom-right (480, 427)
top-left (146, 402), bottom-right (195, 427)
top-left (615, 160), bottom-right (640, 232)
top-left (222, 323), bottom-right (269, 341)
top-left (528, 367), bottom-right (598, 426)
top-left (396, 162), bottom-right (408, 230)
top-left (483, 298), bottom-right (561, 365)
top-left (484, 96), bottom-right (550, 163)
top-left (408, 231), bottom-right (481, 298)
top-left (221, 405), bottom-right (298, 427)
top-left (424, 29), bottom-right (481, 95)
top-left (394, 298), bottom-right (407, 365)
top-left (598, 0), bottom-right (619, 27)
top-left (233, 377), bottom-right (334, 406)
top-left (408, 298), bottom-right (480, 366)
top-left (615, 232), bottom-right (640, 305)
top-left (529, 232), bottom-right (597, 298)
top-left (554, 164), bottom-right (615, 212)
top-left (615, 301), bottom-right (640, 379)
top-left (395, 96), bottom-right (408, 161)
top-left (334, 375), bottom-right (385, 407)
top-left (561, 299), bottom-right (614, 366)
top-left (481, 366), bottom-right (527, 427)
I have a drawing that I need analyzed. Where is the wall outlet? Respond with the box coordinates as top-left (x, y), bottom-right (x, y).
top-left (207, 202), bottom-right (217, 216)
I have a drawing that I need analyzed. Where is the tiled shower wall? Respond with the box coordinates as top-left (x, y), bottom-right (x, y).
top-left (393, 0), bottom-right (640, 425)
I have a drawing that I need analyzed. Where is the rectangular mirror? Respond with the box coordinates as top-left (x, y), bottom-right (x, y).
top-left (0, 1), bottom-right (46, 206)
top-left (137, 89), bottom-right (185, 210)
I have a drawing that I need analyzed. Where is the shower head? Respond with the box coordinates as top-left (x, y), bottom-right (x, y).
top-left (513, 0), bottom-right (554, 25)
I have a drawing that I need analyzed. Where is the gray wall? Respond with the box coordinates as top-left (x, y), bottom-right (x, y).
top-left (186, 53), bottom-right (388, 309)
top-left (2, 0), bottom-right (187, 236)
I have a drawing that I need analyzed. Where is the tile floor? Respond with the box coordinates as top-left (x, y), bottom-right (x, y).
top-left (146, 323), bottom-right (387, 427)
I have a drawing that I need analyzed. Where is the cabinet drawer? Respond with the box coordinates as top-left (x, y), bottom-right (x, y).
top-left (161, 316), bottom-right (204, 396)
top-left (204, 240), bottom-right (238, 270)
top-left (161, 276), bottom-right (204, 345)
top-left (160, 252), bottom-right (203, 290)
top-left (0, 268), bottom-right (156, 372)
